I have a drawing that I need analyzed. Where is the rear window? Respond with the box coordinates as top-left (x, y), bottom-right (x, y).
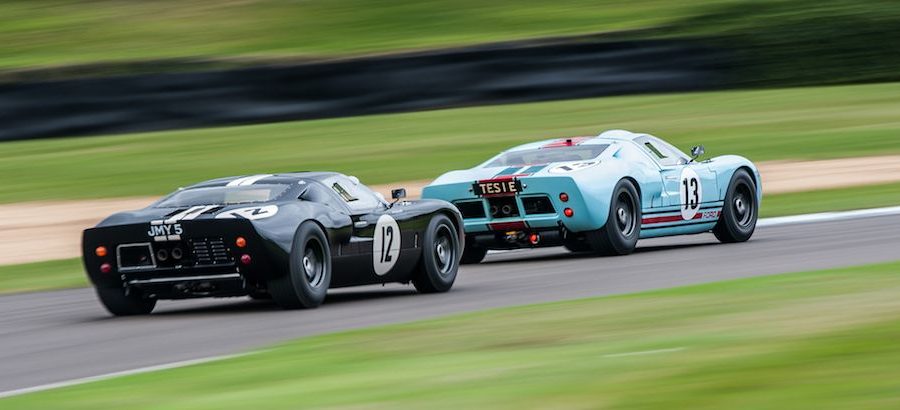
top-left (484, 145), bottom-right (609, 167)
top-left (155, 184), bottom-right (291, 208)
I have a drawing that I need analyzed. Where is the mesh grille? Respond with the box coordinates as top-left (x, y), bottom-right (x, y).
top-left (190, 238), bottom-right (233, 266)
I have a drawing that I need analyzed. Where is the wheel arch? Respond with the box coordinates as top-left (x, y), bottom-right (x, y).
top-left (621, 176), bottom-right (642, 202)
top-left (435, 209), bottom-right (466, 249)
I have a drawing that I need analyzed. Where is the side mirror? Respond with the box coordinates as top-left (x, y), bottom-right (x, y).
top-left (391, 188), bottom-right (407, 200)
top-left (689, 145), bottom-right (705, 162)
top-left (389, 188), bottom-right (406, 208)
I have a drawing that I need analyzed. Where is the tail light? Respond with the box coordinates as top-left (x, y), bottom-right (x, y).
top-left (240, 254), bottom-right (252, 265)
top-left (95, 246), bottom-right (108, 257)
top-left (564, 208), bottom-right (574, 217)
top-left (559, 193), bottom-right (569, 202)
top-left (100, 263), bottom-right (112, 274)
top-left (529, 233), bottom-right (540, 245)
top-left (235, 237), bottom-right (247, 248)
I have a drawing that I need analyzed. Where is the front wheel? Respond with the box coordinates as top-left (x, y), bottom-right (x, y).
top-left (585, 179), bottom-right (641, 256)
top-left (95, 287), bottom-right (156, 316)
top-left (413, 214), bottom-right (460, 293)
top-left (268, 222), bottom-right (332, 309)
top-left (714, 169), bottom-right (758, 243)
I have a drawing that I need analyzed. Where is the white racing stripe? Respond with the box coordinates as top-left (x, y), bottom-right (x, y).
top-left (0, 353), bottom-right (254, 399)
top-left (162, 205), bottom-right (216, 224)
top-left (226, 174), bottom-right (273, 187)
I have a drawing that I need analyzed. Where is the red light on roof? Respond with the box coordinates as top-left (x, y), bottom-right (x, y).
top-left (542, 137), bottom-right (591, 148)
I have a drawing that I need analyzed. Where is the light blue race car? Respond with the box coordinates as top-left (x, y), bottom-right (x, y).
top-left (421, 130), bottom-right (761, 264)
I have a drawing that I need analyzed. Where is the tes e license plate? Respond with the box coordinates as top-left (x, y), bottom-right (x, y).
top-left (473, 179), bottom-right (522, 196)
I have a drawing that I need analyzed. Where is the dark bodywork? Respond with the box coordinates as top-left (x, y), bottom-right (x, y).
top-left (82, 172), bottom-right (463, 300)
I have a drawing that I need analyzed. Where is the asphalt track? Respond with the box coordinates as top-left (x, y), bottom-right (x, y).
top-left (2, 213), bottom-right (900, 394)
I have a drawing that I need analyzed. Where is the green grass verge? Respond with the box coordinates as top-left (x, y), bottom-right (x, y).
top-left (2, 181), bottom-right (898, 296)
top-left (5, 261), bottom-right (900, 408)
top-left (0, 258), bottom-right (86, 295)
top-left (4, 81), bottom-right (900, 203)
top-left (761, 182), bottom-right (900, 218)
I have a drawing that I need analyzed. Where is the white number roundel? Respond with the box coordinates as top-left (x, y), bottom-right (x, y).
top-left (373, 215), bottom-right (401, 276)
top-left (680, 167), bottom-right (703, 221)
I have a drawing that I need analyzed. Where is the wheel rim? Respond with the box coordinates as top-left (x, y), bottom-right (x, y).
top-left (433, 225), bottom-right (456, 276)
top-left (615, 191), bottom-right (636, 237)
top-left (301, 238), bottom-right (326, 288)
top-left (733, 183), bottom-right (754, 227)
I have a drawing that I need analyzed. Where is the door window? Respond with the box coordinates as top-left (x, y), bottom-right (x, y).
top-left (634, 136), bottom-right (689, 167)
top-left (322, 175), bottom-right (385, 214)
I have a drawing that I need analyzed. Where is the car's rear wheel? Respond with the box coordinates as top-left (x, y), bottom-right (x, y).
top-left (714, 169), bottom-right (758, 243)
top-left (413, 214), bottom-right (460, 293)
top-left (585, 179), bottom-right (641, 256)
top-left (460, 240), bottom-right (488, 264)
top-left (247, 290), bottom-right (271, 300)
top-left (269, 222), bottom-right (331, 309)
top-left (95, 287), bottom-right (156, 316)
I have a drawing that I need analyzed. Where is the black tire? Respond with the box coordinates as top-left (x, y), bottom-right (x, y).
top-left (268, 222), bottom-right (332, 309)
top-left (95, 287), bottom-right (156, 316)
top-left (563, 235), bottom-right (591, 252)
top-left (413, 214), bottom-right (460, 293)
top-left (714, 169), bottom-right (758, 243)
top-left (459, 240), bottom-right (488, 265)
top-left (585, 179), bottom-right (641, 256)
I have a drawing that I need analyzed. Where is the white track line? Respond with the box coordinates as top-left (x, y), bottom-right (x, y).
top-left (757, 205), bottom-right (900, 227)
top-left (0, 353), bottom-right (253, 399)
top-left (4, 206), bottom-right (900, 399)
top-left (486, 206), bottom-right (900, 255)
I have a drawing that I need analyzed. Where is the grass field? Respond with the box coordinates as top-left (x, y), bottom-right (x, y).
top-left (0, 0), bottom-right (713, 70)
top-left (3, 82), bottom-right (900, 203)
top-left (5, 261), bottom-right (899, 408)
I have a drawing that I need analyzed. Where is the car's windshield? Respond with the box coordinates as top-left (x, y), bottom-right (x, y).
top-left (484, 145), bottom-right (609, 167)
top-left (155, 184), bottom-right (291, 207)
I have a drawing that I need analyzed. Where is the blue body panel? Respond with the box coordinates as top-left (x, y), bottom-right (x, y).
top-left (422, 130), bottom-right (761, 245)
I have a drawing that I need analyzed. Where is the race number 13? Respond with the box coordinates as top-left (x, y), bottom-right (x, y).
top-left (680, 167), bottom-right (703, 220)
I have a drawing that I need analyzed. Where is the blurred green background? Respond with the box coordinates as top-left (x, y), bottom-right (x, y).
top-left (3, 0), bottom-right (899, 87)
